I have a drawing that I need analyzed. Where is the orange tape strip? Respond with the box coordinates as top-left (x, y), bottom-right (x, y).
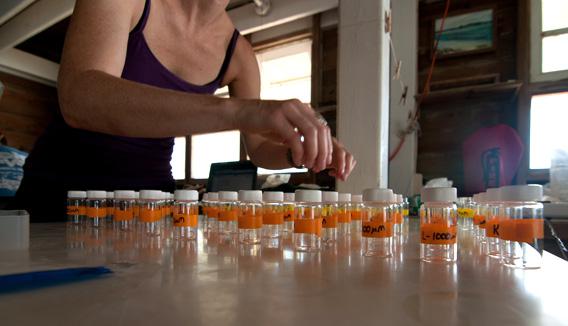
top-left (500, 219), bottom-right (544, 243)
top-left (420, 224), bottom-right (457, 245)
top-left (140, 208), bottom-right (161, 223)
top-left (294, 218), bottom-right (322, 236)
top-left (66, 206), bottom-right (80, 216)
top-left (351, 211), bottom-right (362, 220)
top-left (393, 212), bottom-right (403, 224)
top-left (238, 214), bottom-right (263, 229)
top-left (207, 207), bottom-right (219, 219)
top-left (362, 221), bottom-right (392, 238)
top-left (263, 213), bottom-right (284, 225)
top-left (219, 210), bottom-right (238, 222)
top-left (86, 207), bottom-right (107, 219)
top-left (322, 214), bottom-right (338, 228)
top-left (486, 218), bottom-right (500, 238)
top-left (114, 208), bottom-right (134, 221)
top-left (173, 213), bottom-right (198, 227)
top-left (338, 212), bottom-right (351, 223)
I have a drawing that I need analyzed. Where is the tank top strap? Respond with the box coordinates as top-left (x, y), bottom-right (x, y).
top-left (215, 29), bottom-right (240, 83)
top-left (130, 0), bottom-right (151, 35)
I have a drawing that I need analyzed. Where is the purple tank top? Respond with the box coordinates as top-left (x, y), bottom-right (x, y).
top-left (23, 0), bottom-right (239, 191)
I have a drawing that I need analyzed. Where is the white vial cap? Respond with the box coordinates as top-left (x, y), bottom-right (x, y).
top-left (338, 193), bottom-right (351, 203)
top-left (219, 191), bottom-right (238, 201)
top-left (500, 184), bottom-right (543, 202)
top-left (106, 191), bottom-right (114, 199)
top-left (478, 192), bottom-right (486, 203)
top-left (134, 192), bottom-right (140, 199)
top-left (175, 189), bottom-right (198, 201)
top-left (202, 193), bottom-right (208, 201)
top-left (87, 190), bottom-right (106, 199)
top-left (363, 188), bottom-right (393, 202)
top-left (322, 191), bottom-right (339, 203)
top-left (114, 190), bottom-right (135, 199)
top-left (284, 193), bottom-right (295, 202)
top-left (295, 190), bottom-right (322, 203)
top-left (68, 191), bottom-right (86, 199)
top-left (421, 187), bottom-right (457, 203)
top-left (208, 192), bottom-right (219, 201)
top-left (486, 188), bottom-right (501, 201)
top-left (239, 190), bottom-right (262, 202)
top-left (473, 193), bottom-right (479, 202)
top-left (139, 190), bottom-right (162, 200)
top-left (352, 194), bottom-right (363, 203)
top-left (263, 191), bottom-right (284, 202)
top-left (396, 194), bottom-right (403, 204)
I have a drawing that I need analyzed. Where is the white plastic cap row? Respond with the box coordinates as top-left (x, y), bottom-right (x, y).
top-left (363, 188), bottom-right (393, 202)
top-left (499, 185), bottom-right (543, 202)
top-left (219, 191), bottom-right (238, 201)
top-left (68, 191), bottom-right (87, 199)
top-left (295, 190), bottom-right (322, 203)
top-left (338, 193), bottom-right (351, 203)
top-left (421, 187), bottom-right (457, 203)
top-left (263, 191), bottom-right (284, 202)
top-left (284, 193), bottom-right (295, 202)
top-left (175, 189), bottom-right (198, 201)
top-left (352, 194), bottom-right (363, 203)
top-left (322, 191), bottom-right (338, 203)
top-left (239, 190), bottom-right (263, 202)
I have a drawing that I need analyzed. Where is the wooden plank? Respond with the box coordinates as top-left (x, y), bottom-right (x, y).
top-left (0, 111), bottom-right (51, 135)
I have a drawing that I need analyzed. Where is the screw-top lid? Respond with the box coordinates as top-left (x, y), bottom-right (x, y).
top-left (363, 188), bottom-right (393, 202)
top-left (175, 189), bottom-right (198, 201)
top-left (395, 194), bottom-right (403, 204)
top-left (295, 189), bottom-right (322, 203)
top-left (499, 184), bottom-right (543, 202)
top-left (87, 190), bottom-right (106, 199)
top-left (421, 187), bottom-right (457, 203)
top-left (139, 190), bottom-right (162, 200)
top-left (135, 192), bottom-right (140, 199)
top-left (106, 191), bottom-right (114, 199)
top-left (473, 193), bottom-right (479, 202)
top-left (263, 191), bottom-right (284, 202)
top-left (219, 191), bottom-right (238, 201)
top-left (239, 190), bottom-right (262, 202)
top-left (478, 192), bottom-right (487, 203)
top-left (114, 190), bottom-right (135, 199)
top-left (68, 191), bottom-right (87, 199)
top-left (208, 192), bottom-right (219, 201)
top-left (283, 193), bottom-right (295, 202)
top-left (322, 191), bottom-right (339, 203)
top-left (486, 188), bottom-right (500, 202)
top-left (352, 194), bottom-right (363, 203)
top-left (338, 193), bottom-right (351, 203)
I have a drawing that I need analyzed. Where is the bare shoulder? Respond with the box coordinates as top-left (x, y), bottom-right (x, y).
top-left (222, 32), bottom-right (260, 86)
top-left (72, 0), bottom-right (144, 31)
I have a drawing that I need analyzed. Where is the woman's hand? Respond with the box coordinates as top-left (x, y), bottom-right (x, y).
top-left (234, 99), bottom-right (333, 171)
top-left (327, 138), bottom-right (356, 181)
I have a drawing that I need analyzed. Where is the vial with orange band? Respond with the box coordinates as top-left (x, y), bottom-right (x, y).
top-left (262, 191), bottom-right (284, 238)
top-left (138, 190), bottom-right (163, 237)
top-left (106, 191), bottom-right (115, 225)
top-left (499, 185), bottom-right (544, 269)
top-left (86, 190), bottom-right (107, 228)
top-left (238, 190), bottom-right (263, 244)
top-left (134, 192), bottom-right (140, 219)
top-left (361, 188), bottom-right (394, 257)
top-left (294, 190), bottom-right (323, 252)
top-left (420, 187), bottom-right (458, 263)
top-left (218, 191), bottom-right (239, 236)
top-left (321, 191), bottom-right (339, 244)
top-left (337, 193), bottom-right (352, 236)
top-left (283, 193), bottom-right (295, 233)
top-left (484, 188), bottom-right (502, 259)
top-left (350, 194), bottom-right (363, 235)
top-left (474, 192), bottom-right (488, 244)
top-left (392, 194), bottom-right (404, 236)
top-left (173, 190), bottom-right (199, 240)
top-left (113, 190), bottom-right (136, 232)
top-left (206, 192), bottom-right (219, 233)
top-left (67, 191), bottom-right (87, 225)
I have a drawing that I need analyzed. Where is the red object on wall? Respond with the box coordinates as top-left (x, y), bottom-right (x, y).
top-left (462, 124), bottom-right (524, 195)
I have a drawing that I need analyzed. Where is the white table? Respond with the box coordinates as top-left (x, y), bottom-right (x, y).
top-left (0, 220), bottom-right (567, 326)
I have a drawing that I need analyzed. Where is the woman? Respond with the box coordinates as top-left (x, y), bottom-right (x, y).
top-left (14, 0), bottom-right (356, 222)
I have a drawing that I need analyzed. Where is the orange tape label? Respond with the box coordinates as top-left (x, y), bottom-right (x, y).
top-left (322, 214), bottom-right (338, 228)
top-left (263, 213), bottom-right (284, 225)
top-left (473, 214), bottom-right (485, 226)
top-left (140, 208), bottom-right (161, 222)
top-left (362, 221), bottom-right (392, 238)
top-left (486, 219), bottom-right (500, 238)
top-left (207, 208), bottom-right (219, 219)
top-left (67, 206), bottom-right (80, 216)
top-left (114, 208), bottom-right (134, 221)
top-left (238, 215), bottom-right (263, 229)
top-left (500, 219), bottom-right (543, 243)
top-left (393, 212), bottom-right (403, 224)
top-left (338, 212), bottom-right (351, 223)
top-left (421, 224), bottom-right (457, 244)
top-left (351, 211), bottom-right (362, 220)
top-left (173, 213), bottom-right (198, 227)
top-left (219, 210), bottom-right (238, 222)
top-left (86, 207), bottom-right (106, 219)
top-left (294, 218), bottom-right (322, 236)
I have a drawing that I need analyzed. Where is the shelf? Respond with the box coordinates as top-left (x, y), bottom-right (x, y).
top-left (417, 81), bottom-right (523, 105)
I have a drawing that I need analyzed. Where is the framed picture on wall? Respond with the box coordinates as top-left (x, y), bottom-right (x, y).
top-left (434, 8), bottom-right (495, 58)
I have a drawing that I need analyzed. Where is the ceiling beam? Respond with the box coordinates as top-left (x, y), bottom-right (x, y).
top-left (0, 48), bottom-right (58, 86)
top-left (0, 0), bottom-right (74, 51)
top-left (229, 0), bottom-right (338, 35)
top-left (0, 0), bottom-right (36, 26)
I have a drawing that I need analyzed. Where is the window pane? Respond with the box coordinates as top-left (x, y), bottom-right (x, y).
top-left (542, 33), bottom-right (568, 73)
top-left (530, 92), bottom-right (568, 169)
top-left (542, 0), bottom-right (568, 32)
top-left (171, 137), bottom-right (186, 180)
top-left (191, 131), bottom-right (241, 179)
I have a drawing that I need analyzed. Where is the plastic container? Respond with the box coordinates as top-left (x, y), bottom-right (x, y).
top-left (351, 194), bottom-right (363, 235)
top-left (66, 191), bottom-right (86, 225)
top-left (173, 190), bottom-right (199, 240)
top-left (262, 192), bottom-right (284, 239)
top-left (362, 188), bottom-right (393, 257)
top-left (86, 190), bottom-right (107, 228)
top-left (321, 191), bottom-right (339, 244)
top-left (420, 187), bottom-right (458, 263)
top-left (113, 190), bottom-right (136, 231)
top-left (206, 192), bottom-right (219, 233)
top-left (283, 193), bottom-right (295, 233)
top-left (294, 190), bottom-right (322, 252)
top-left (457, 197), bottom-right (475, 231)
top-left (499, 185), bottom-right (544, 269)
top-left (218, 191), bottom-right (239, 236)
top-left (485, 188), bottom-right (502, 259)
top-left (238, 190), bottom-right (263, 244)
top-left (138, 190), bottom-right (163, 237)
top-left (337, 193), bottom-right (352, 236)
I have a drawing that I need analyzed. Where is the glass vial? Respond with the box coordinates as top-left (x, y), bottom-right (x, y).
top-left (283, 193), bottom-right (296, 233)
top-left (420, 187), bottom-right (458, 263)
top-left (351, 194), bottom-right (363, 235)
top-left (457, 197), bottom-right (475, 231)
top-left (173, 190), bottom-right (199, 240)
top-left (106, 191), bottom-right (115, 226)
top-left (499, 185), bottom-right (544, 269)
top-left (337, 193), bottom-right (352, 236)
top-left (218, 191), bottom-right (239, 236)
top-left (262, 191), bottom-right (284, 238)
top-left (392, 194), bottom-right (404, 236)
top-left (86, 190), bottom-right (107, 228)
top-left (138, 190), bottom-right (163, 237)
top-left (206, 192), bottom-right (219, 233)
top-left (134, 192), bottom-right (140, 219)
top-left (67, 191), bottom-right (86, 225)
top-left (322, 191), bottom-right (338, 244)
top-left (362, 188), bottom-right (393, 258)
top-left (113, 190), bottom-right (136, 231)
top-left (474, 192), bottom-right (488, 244)
top-left (485, 188), bottom-right (502, 259)
top-left (294, 190), bottom-right (322, 252)
top-left (238, 190), bottom-right (263, 244)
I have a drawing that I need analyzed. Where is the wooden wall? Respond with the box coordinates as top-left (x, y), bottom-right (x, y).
top-left (0, 72), bottom-right (57, 152)
top-left (417, 0), bottom-right (520, 195)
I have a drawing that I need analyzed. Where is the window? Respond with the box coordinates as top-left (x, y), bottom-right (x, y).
top-left (191, 131), bottom-right (241, 179)
top-left (530, 0), bottom-right (568, 81)
top-left (255, 38), bottom-right (312, 174)
top-left (171, 137), bottom-right (186, 180)
top-left (529, 92), bottom-right (568, 169)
